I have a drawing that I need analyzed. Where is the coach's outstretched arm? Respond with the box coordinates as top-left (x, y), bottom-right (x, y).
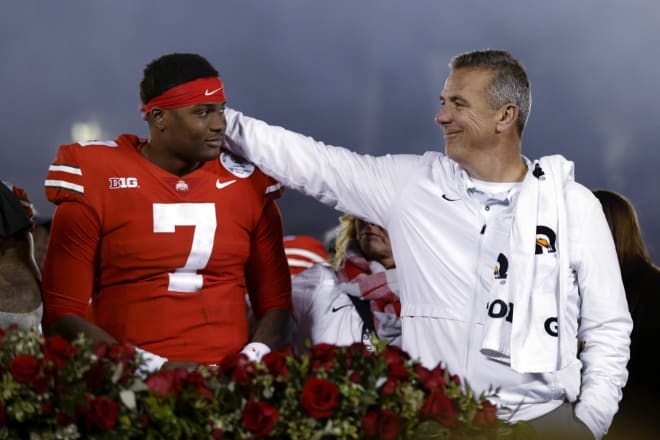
top-left (224, 107), bottom-right (420, 226)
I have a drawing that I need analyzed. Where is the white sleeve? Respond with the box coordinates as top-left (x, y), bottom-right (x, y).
top-left (224, 107), bottom-right (420, 226)
top-left (290, 265), bottom-right (328, 354)
top-left (571, 190), bottom-right (632, 439)
top-left (135, 347), bottom-right (168, 373)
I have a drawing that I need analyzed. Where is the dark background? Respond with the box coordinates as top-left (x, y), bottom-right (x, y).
top-left (2, 0), bottom-right (658, 261)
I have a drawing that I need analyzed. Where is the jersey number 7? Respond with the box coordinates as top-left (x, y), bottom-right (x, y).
top-left (153, 203), bottom-right (217, 293)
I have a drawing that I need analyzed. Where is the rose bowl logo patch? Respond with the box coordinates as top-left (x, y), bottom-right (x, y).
top-left (220, 151), bottom-right (255, 178)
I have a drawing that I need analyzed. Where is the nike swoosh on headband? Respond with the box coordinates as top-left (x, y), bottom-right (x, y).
top-left (205, 87), bottom-right (224, 96)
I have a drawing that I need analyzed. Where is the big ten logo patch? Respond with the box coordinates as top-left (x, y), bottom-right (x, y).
top-left (108, 177), bottom-right (138, 189)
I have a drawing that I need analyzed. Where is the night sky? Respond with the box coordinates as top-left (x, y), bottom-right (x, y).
top-left (2, 0), bottom-right (658, 261)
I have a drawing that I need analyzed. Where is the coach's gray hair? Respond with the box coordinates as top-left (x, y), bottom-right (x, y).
top-left (449, 49), bottom-right (531, 137)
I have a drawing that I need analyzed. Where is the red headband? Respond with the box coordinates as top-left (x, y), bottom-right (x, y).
top-left (140, 76), bottom-right (226, 114)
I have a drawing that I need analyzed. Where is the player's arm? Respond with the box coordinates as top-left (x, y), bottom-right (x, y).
top-left (244, 200), bottom-right (292, 354)
top-left (41, 201), bottom-right (117, 345)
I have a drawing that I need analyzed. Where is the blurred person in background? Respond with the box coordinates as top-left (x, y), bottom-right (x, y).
top-left (290, 214), bottom-right (400, 354)
top-left (283, 234), bottom-right (330, 277)
top-left (594, 189), bottom-right (660, 440)
top-left (0, 181), bottom-right (42, 330)
top-left (247, 234), bottom-right (330, 336)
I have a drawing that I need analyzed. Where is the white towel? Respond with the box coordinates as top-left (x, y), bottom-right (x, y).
top-left (480, 155), bottom-right (574, 373)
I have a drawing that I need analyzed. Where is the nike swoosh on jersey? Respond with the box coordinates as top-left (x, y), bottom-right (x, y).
top-left (216, 179), bottom-right (237, 189)
top-left (331, 304), bottom-right (352, 313)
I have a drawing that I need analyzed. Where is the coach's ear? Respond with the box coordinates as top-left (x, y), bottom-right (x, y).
top-left (496, 103), bottom-right (518, 134)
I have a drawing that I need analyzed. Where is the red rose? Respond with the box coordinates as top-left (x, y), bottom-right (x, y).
top-left (421, 389), bottom-right (458, 427)
top-left (474, 400), bottom-right (497, 427)
top-left (9, 354), bottom-right (41, 384)
top-left (301, 377), bottom-right (339, 418)
top-left (344, 343), bottom-right (371, 369)
top-left (309, 343), bottom-right (337, 372)
top-left (263, 351), bottom-right (288, 378)
top-left (88, 396), bottom-right (119, 431)
top-left (108, 341), bottom-right (136, 361)
top-left (349, 371), bottom-right (362, 384)
top-left (362, 410), bottom-right (379, 436)
top-left (382, 345), bottom-right (409, 366)
top-left (108, 342), bottom-right (136, 381)
top-left (348, 342), bottom-right (370, 357)
top-left (242, 400), bottom-right (279, 437)
top-left (380, 378), bottom-right (397, 396)
top-left (387, 362), bottom-right (410, 382)
top-left (43, 336), bottom-right (78, 370)
top-left (414, 364), bottom-right (447, 391)
top-left (219, 352), bottom-right (257, 384)
top-left (362, 408), bottom-right (401, 440)
top-left (276, 344), bottom-right (294, 357)
top-left (183, 371), bottom-right (212, 399)
top-left (146, 370), bottom-right (179, 397)
top-left (93, 342), bottom-right (109, 359)
top-left (146, 368), bottom-right (189, 398)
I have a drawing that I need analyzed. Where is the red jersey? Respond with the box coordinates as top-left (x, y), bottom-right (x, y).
top-left (42, 134), bottom-right (292, 363)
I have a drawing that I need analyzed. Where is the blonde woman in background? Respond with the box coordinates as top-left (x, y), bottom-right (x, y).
top-left (290, 214), bottom-right (400, 354)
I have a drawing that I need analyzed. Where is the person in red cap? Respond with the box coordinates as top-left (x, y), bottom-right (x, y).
top-left (1, 181), bottom-right (43, 330)
top-left (41, 53), bottom-right (292, 370)
top-left (283, 234), bottom-right (330, 277)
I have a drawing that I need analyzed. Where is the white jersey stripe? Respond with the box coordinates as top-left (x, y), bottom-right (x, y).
top-left (49, 164), bottom-right (82, 175)
top-left (286, 258), bottom-right (315, 268)
top-left (265, 183), bottom-right (282, 194)
top-left (44, 179), bottom-right (84, 194)
top-left (285, 248), bottom-right (329, 263)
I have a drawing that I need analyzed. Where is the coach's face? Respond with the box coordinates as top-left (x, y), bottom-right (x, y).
top-left (435, 68), bottom-right (500, 166)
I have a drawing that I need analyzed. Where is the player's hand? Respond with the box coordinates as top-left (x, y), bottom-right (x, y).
top-left (160, 360), bottom-right (199, 371)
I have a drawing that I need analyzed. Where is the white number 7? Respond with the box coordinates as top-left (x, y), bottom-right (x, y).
top-left (153, 203), bottom-right (217, 292)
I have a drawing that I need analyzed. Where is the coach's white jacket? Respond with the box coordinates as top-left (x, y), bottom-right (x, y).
top-left (225, 108), bottom-right (632, 439)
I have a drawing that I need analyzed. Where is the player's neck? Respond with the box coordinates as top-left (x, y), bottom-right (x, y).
top-left (140, 141), bottom-right (201, 177)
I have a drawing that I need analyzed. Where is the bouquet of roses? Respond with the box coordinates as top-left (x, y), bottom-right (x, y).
top-left (0, 326), bottom-right (532, 439)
